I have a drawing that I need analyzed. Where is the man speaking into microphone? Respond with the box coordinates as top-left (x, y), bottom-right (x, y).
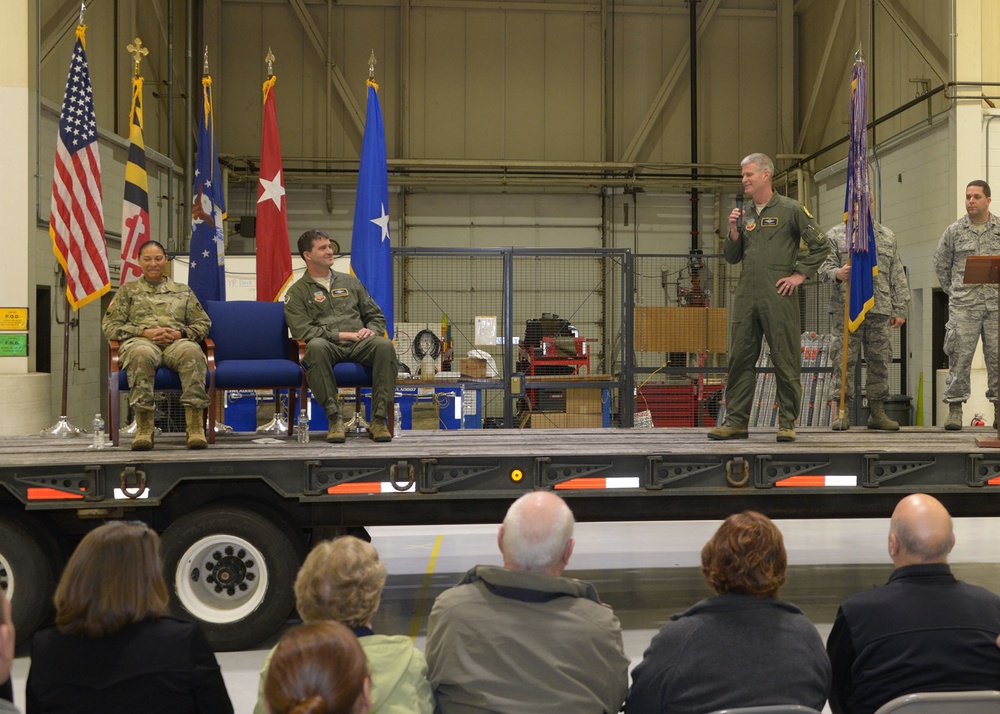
top-left (708, 153), bottom-right (829, 443)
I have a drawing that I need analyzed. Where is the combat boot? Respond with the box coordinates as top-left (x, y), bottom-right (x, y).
top-left (776, 427), bottom-right (796, 442)
top-left (944, 402), bottom-right (964, 431)
top-left (707, 425), bottom-right (749, 440)
top-left (830, 400), bottom-right (852, 431)
top-left (867, 401), bottom-right (900, 431)
top-left (132, 410), bottom-right (155, 451)
top-left (326, 414), bottom-right (346, 443)
top-left (184, 407), bottom-right (208, 449)
top-left (369, 416), bottom-right (392, 443)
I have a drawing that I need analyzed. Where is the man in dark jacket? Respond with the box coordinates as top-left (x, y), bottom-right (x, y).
top-left (827, 494), bottom-right (1000, 714)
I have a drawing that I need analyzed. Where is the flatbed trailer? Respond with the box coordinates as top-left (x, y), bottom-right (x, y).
top-left (3, 426), bottom-right (999, 649)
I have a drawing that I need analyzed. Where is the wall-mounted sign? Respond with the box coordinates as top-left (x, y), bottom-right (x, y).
top-left (0, 334), bottom-right (28, 357)
top-left (0, 309), bottom-right (28, 331)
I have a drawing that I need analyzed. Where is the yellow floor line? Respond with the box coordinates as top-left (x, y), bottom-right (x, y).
top-left (409, 533), bottom-right (443, 641)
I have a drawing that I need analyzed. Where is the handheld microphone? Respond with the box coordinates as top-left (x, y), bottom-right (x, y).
top-left (736, 192), bottom-right (745, 231)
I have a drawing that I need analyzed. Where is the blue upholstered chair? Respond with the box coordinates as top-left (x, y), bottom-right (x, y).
top-left (204, 300), bottom-right (306, 437)
top-left (333, 362), bottom-right (376, 431)
top-left (108, 342), bottom-right (214, 447)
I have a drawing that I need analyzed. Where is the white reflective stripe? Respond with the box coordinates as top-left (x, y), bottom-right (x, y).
top-left (113, 487), bottom-right (150, 499)
top-left (605, 477), bottom-right (641, 489)
top-left (825, 475), bottom-right (858, 487)
top-left (381, 482), bottom-right (416, 493)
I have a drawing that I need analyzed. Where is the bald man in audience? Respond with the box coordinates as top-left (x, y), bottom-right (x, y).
top-left (425, 491), bottom-right (629, 714)
top-left (827, 494), bottom-right (1000, 714)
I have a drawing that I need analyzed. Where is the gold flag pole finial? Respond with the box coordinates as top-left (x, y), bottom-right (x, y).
top-left (265, 48), bottom-right (275, 78)
top-left (127, 37), bottom-right (149, 77)
top-left (368, 50), bottom-right (377, 80)
top-left (203, 45), bottom-right (210, 76)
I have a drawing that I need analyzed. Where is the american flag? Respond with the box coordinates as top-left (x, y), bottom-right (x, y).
top-left (50, 26), bottom-right (109, 310)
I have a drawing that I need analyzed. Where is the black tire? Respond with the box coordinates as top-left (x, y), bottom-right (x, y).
top-left (0, 514), bottom-right (60, 645)
top-left (160, 504), bottom-right (304, 651)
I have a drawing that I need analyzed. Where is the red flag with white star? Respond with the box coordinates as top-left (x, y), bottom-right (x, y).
top-left (256, 75), bottom-right (292, 302)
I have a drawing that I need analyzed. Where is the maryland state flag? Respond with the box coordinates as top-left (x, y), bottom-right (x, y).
top-left (844, 55), bottom-right (877, 332)
top-left (188, 74), bottom-right (226, 302)
top-left (49, 24), bottom-right (109, 309)
top-left (350, 80), bottom-right (393, 339)
top-left (256, 75), bottom-right (292, 302)
top-left (120, 75), bottom-right (150, 286)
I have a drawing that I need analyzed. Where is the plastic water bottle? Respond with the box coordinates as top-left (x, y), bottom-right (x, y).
top-left (91, 413), bottom-right (105, 450)
top-left (297, 408), bottom-right (310, 443)
top-left (394, 402), bottom-right (403, 438)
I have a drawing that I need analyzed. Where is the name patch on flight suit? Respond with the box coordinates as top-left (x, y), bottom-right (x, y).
top-left (761, 217), bottom-right (779, 227)
top-left (331, 288), bottom-right (349, 298)
top-left (312, 291), bottom-right (326, 303)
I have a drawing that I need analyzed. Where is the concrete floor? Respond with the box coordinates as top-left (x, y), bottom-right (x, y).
top-left (11, 516), bottom-right (1000, 713)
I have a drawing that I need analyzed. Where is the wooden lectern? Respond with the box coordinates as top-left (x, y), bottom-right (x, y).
top-left (963, 255), bottom-right (1000, 447)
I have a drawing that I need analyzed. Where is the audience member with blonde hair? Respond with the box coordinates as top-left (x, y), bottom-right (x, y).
top-left (0, 590), bottom-right (19, 714)
top-left (254, 536), bottom-right (433, 714)
top-left (625, 510), bottom-right (830, 714)
top-left (264, 621), bottom-right (371, 714)
top-left (25, 521), bottom-right (233, 713)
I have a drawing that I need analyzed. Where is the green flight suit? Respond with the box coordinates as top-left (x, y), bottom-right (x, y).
top-left (101, 277), bottom-right (211, 412)
top-left (284, 270), bottom-right (397, 421)
top-left (722, 193), bottom-right (829, 430)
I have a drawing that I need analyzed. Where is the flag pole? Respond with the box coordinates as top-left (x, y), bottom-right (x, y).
top-left (42, 4), bottom-right (103, 438)
top-left (256, 47), bottom-right (292, 435)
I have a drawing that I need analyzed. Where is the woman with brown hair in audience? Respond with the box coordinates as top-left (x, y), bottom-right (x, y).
top-left (625, 510), bottom-right (830, 714)
top-left (264, 621), bottom-right (372, 714)
top-left (25, 521), bottom-right (233, 713)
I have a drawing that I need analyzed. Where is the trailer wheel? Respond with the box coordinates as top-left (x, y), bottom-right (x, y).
top-left (0, 514), bottom-right (58, 644)
top-left (160, 505), bottom-right (304, 651)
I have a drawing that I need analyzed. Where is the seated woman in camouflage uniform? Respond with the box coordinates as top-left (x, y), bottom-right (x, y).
top-left (101, 241), bottom-right (211, 450)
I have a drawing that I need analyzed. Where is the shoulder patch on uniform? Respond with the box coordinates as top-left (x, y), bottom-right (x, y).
top-left (313, 291), bottom-right (326, 303)
top-left (803, 205), bottom-right (814, 218)
top-left (761, 217), bottom-right (779, 227)
top-left (331, 288), bottom-right (349, 298)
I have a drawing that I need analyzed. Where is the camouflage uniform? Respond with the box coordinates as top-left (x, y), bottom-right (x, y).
top-left (933, 213), bottom-right (1000, 404)
top-left (102, 277), bottom-right (211, 412)
top-left (721, 193), bottom-right (829, 430)
top-left (821, 222), bottom-right (910, 402)
top-left (284, 270), bottom-right (398, 421)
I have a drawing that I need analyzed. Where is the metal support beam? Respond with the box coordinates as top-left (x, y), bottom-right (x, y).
top-left (795, 0), bottom-right (848, 153)
top-left (621, 0), bottom-right (722, 163)
top-left (287, 0), bottom-right (365, 140)
top-left (880, 0), bottom-right (948, 84)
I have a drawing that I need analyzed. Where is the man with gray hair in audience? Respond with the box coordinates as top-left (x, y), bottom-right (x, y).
top-left (426, 491), bottom-right (628, 714)
top-left (827, 493), bottom-right (1000, 714)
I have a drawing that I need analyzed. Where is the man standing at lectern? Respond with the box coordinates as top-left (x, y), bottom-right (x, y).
top-left (934, 180), bottom-right (1000, 431)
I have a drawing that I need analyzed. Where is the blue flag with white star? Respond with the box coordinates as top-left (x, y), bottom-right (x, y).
top-left (188, 75), bottom-right (226, 302)
top-left (350, 80), bottom-right (393, 339)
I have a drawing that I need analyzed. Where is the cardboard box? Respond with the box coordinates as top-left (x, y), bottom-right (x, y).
top-left (635, 306), bottom-right (727, 353)
top-left (566, 388), bottom-right (603, 414)
top-left (459, 357), bottom-right (488, 379)
top-left (531, 411), bottom-right (603, 429)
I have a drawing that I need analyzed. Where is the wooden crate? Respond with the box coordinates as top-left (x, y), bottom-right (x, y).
top-left (635, 306), bottom-right (727, 353)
